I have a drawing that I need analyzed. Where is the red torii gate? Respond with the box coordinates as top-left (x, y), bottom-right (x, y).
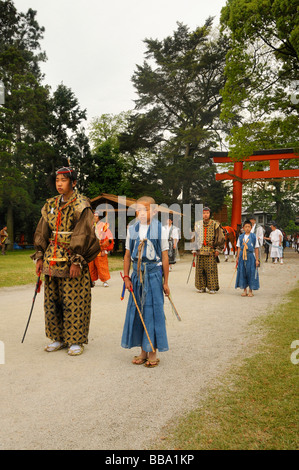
top-left (211, 148), bottom-right (299, 230)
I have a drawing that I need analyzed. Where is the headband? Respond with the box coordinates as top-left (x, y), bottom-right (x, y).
top-left (56, 167), bottom-right (74, 176)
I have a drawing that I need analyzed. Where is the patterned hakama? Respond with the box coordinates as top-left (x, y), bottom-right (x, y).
top-left (195, 254), bottom-right (219, 291)
top-left (44, 267), bottom-right (91, 345)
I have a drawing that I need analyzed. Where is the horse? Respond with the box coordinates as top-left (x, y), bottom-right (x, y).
top-left (222, 225), bottom-right (237, 261)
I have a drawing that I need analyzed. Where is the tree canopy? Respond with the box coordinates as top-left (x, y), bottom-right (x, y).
top-left (219, 0), bottom-right (299, 226)
top-left (0, 0), bottom-right (90, 242)
top-left (118, 20), bottom-right (229, 210)
top-left (220, 0), bottom-right (299, 154)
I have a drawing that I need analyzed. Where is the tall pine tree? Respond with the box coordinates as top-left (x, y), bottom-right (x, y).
top-left (119, 20), bottom-right (229, 210)
top-left (0, 0), bottom-right (50, 244)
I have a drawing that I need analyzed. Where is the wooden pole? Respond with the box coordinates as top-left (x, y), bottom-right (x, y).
top-left (130, 287), bottom-right (155, 353)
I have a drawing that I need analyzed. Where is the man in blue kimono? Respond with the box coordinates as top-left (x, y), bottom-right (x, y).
top-left (121, 196), bottom-right (170, 368)
top-left (235, 220), bottom-right (260, 297)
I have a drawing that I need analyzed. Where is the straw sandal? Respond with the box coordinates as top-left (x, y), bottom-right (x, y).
top-left (144, 359), bottom-right (160, 368)
top-left (132, 355), bottom-right (147, 365)
top-left (67, 344), bottom-right (84, 356)
top-left (44, 341), bottom-right (67, 352)
top-left (241, 292), bottom-right (248, 297)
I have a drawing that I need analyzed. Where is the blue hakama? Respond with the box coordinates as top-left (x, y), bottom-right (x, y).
top-left (121, 219), bottom-right (169, 353)
top-left (121, 263), bottom-right (169, 352)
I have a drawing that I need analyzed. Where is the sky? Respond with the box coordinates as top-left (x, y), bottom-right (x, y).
top-left (13, 0), bottom-right (228, 124)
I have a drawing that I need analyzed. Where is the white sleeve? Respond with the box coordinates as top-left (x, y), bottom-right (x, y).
top-left (172, 226), bottom-right (179, 239)
top-left (125, 228), bottom-right (131, 250)
top-left (257, 226), bottom-right (264, 244)
top-left (236, 238), bottom-right (241, 248)
top-left (161, 226), bottom-right (169, 251)
top-left (161, 238), bottom-right (169, 251)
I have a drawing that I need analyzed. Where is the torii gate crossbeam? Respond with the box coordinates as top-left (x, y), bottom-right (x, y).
top-left (210, 149), bottom-right (299, 230)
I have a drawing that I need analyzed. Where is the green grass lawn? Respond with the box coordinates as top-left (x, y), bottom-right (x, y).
top-left (152, 282), bottom-right (299, 450)
top-left (0, 250), bottom-right (124, 288)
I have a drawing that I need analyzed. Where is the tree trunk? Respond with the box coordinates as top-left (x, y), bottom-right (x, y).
top-left (273, 182), bottom-right (282, 219)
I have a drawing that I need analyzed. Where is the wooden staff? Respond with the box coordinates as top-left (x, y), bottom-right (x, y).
top-left (228, 266), bottom-right (237, 288)
top-left (187, 252), bottom-right (196, 284)
top-left (129, 286), bottom-right (155, 353)
top-left (168, 295), bottom-right (181, 321)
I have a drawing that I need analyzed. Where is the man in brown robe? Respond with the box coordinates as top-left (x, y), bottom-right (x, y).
top-left (32, 167), bottom-right (100, 356)
top-left (193, 207), bottom-right (225, 293)
top-left (0, 226), bottom-right (8, 255)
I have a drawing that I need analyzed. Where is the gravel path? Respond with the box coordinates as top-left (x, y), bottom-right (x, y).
top-left (0, 250), bottom-right (298, 450)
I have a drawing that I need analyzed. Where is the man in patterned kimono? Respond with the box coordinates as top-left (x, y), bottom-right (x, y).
top-left (193, 207), bottom-right (225, 294)
top-left (32, 167), bottom-right (100, 356)
top-left (163, 214), bottom-right (180, 269)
